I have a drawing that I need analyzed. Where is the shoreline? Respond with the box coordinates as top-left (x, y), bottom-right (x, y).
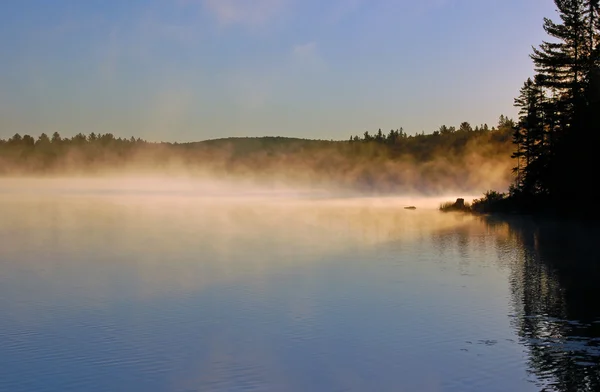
top-left (440, 196), bottom-right (600, 224)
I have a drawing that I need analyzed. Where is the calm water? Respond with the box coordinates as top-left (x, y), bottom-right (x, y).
top-left (1, 180), bottom-right (599, 392)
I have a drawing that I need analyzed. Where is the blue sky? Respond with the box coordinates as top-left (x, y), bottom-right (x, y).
top-left (0, 0), bottom-right (557, 142)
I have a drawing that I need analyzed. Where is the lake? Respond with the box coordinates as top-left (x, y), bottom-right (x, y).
top-left (1, 179), bottom-right (599, 392)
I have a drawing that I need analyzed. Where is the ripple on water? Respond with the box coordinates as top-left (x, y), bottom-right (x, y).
top-left (1, 193), bottom-right (598, 391)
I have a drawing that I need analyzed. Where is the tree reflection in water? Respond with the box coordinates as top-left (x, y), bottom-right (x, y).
top-left (484, 216), bottom-right (600, 392)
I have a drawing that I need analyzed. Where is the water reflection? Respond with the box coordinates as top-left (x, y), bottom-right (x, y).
top-left (0, 193), bottom-right (526, 392)
top-left (482, 216), bottom-right (600, 392)
top-left (1, 186), bottom-right (599, 392)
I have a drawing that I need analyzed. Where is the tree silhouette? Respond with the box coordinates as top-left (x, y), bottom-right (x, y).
top-left (508, 0), bottom-right (600, 215)
top-left (458, 122), bottom-right (473, 133)
top-left (513, 78), bottom-right (546, 194)
top-left (36, 133), bottom-right (50, 145)
top-left (51, 132), bottom-right (62, 144)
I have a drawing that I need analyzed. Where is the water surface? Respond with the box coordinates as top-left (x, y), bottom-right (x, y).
top-left (1, 181), bottom-right (599, 391)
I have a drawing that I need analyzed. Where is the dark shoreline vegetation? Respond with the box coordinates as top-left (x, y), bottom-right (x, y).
top-left (441, 0), bottom-right (600, 220)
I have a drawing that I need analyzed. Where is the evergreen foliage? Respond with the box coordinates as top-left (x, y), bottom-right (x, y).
top-left (511, 0), bottom-right (600, 216)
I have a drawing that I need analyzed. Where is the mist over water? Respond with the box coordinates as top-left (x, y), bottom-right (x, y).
top-left (1, 179), bottom-right (598, 392)
top-left (0, 177), bottom-right (479, 208)
top-left (0, 126), bottom-right (516, 197)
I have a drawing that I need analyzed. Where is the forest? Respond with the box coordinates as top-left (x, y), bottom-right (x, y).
top-left (0, 118), bottom-right (514, 195)
top-left (490, 0), bottom-right (600, 217)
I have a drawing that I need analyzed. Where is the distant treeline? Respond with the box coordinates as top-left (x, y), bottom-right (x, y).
top-left (0, 132), bottom-right (153, 174)
top-left (349, 119), bottom-right (508, 143)
top-left (0, 119), bottom-right (515, 194)
top-left (347, 117), bottom-right (514, 159)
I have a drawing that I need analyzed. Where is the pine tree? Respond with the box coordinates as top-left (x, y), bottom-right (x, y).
top-left (513, 78), bottom-right (546, 194)
top-left (514, 0), bottom-right (600, 212)
top-left (584, 0), bottom-right (600, 55)
top-left (530, 0), bottom-right (591, 137)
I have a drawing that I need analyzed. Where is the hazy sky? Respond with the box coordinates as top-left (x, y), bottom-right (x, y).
top-left (0, 0), bottom-right (557, 142)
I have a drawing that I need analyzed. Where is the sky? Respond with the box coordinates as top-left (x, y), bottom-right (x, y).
top-left (0, 0), bottom-right (558, 142)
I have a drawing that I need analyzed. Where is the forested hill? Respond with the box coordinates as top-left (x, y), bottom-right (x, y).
top-left (183, 136), bottom-right (330, 154)
top-left (0, 118), bottom-right (515, 194)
